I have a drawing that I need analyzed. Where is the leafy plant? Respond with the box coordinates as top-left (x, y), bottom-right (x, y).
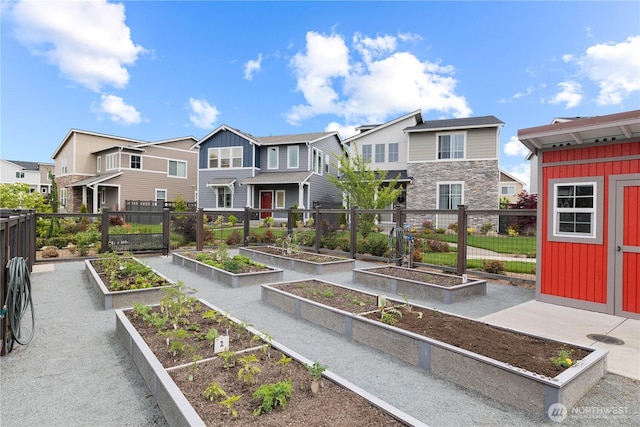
top-left (252, 379), bottom-right (293, 416)
top-left (219, 394), bottom-right (242, 418)
top-left (482, 259), bottom-right (506, 274)
top-left (551, 348), bottom-right (574, 368)
top-left (276, 354), bottom-right (292, 374)
top-left (304, 361), bottom-right (327, 382)
top-left (204, 328), bottom-right (219, 348)
top-left (237, 354), bottom-right (261, 385)
top-left (380, 306), bottom-right (403, 326)
top-left (204, 382), bottom-right (227, 401)
top-left (219, 349), bottom-right (236, 368)
top-left (188, 354), bottom-right (203, 381)
top-left (161, 328), bottom-right (194, 357)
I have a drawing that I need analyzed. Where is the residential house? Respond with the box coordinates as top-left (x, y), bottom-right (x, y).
top-left (341, 110), bottom-right (423, 211)
top-left (51, 129), bottom-right (198, 213)
top-left (1, 159), bottom-right (54, 196)
top-left (499, 170), bottom-right (526, 204)
top-left (192, 125), bottom-right (343, 222)
top-left (404, 115), bottom-right (504, 228)
top-left (519, 109), bottom-right (640, 318)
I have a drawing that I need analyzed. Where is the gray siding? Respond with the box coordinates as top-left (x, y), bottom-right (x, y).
top-left (198, 169), bottom-right (253, 210)
top-left (197, 130), bottom-right (253, 169)
top-left (408, 127), bottom-right (499, 162)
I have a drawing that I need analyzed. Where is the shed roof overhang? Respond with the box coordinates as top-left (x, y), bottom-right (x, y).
top-left (518, 110), bottom-right (640, 153)
top-left (241, 171), bottom-right (313, 185)
top-left (67, 172), bottom-right (122, 187)
top-left (206, 178), bottom-right (236, 191)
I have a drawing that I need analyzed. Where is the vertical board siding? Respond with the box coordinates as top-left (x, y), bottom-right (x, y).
top-left (541, 141), bottom-right (640, 305)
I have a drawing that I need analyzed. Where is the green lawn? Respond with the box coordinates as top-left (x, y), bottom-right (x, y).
top-left (421, 252), bottom-right (536, 275)
top-left (425, 233), bottom-right (536, 256)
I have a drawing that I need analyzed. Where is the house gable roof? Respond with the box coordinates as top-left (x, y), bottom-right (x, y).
top-left (342, 109), bottom-right (423, 145)
top-left (5, 160), bottom-right (40, 171)
top-left (254, 131), bottom-right (339, 146)
top-left (190, 125), bottom-right (258, 150)
top-left (499, 170), bottom-right (525, 185)
top-left (52, 129), bottom-right (146, 160)
top-left (404, 115), bottom-right (504, 133)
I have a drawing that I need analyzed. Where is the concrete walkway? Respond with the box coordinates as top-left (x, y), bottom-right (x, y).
top-left (1, 256), bottom-right (638, 427)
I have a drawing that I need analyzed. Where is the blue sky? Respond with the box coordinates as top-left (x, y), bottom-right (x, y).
top-left (1, 1), bottom-right (639, 189)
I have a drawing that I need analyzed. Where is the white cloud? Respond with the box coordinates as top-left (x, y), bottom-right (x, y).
top-left (578, 35), bottom-right (640, 106)
top-left (503, 136), bottom-right (530, 157)
top-left (91, 94), bottom-right (141, 125)
top-left (10, 0), bottom-right (145, 92)
top-left (189, 98), bottom-right (219, 129)
top-left (549, 81), bottom-right (583, 109)
top-left (325, 121), bottom-right (356, 140)
top-left (244, 54), bottom-right (263, 81)
top-left (286, 31), bottom-right (471, 126)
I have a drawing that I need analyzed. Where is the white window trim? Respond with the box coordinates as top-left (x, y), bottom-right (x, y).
top-left (549, 177), bottom-right (603, 244)
top-left (60, 158), bottom-right (68, 174)
top-left (362, 144), bottom-right (372, 163)
top-left (208, 146), bottom-right (243, 169)
top-left (216, 187), bottom-right (233, 209)
top-left (436, 131), bottom-right (467, 161)
top-left (312, 147), bottom-right (323, 175)
top-left (96, 157), bottom-right (101, 173)
top-left (60, 188), bottom-right (67, 207)
top-left (374, 144), bottom-right (385, 163)
top-left (436, 181), bottom-right (464, 209)
top-left (268, 147), bottom-right (279, 170)
top-left (130, 154), bottom-right (142, 170)
top-left (388, 143), bottom-right (399, 163)
top-left (106, 153), bottom-right (119, 171)
top-left (275, 190), bottom-right (285, 209)
top-left (168, 159), bottom-right (187, 178)
top-left (501, 185), bottom-right (516, 195)
top-left (155, 189), bottom-right (167, 202)
top-left (287, 145), bottom-right (299, 169)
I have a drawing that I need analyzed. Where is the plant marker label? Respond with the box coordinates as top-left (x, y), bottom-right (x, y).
top-left (462, 274), bottom-right (468, 283)
top-left (214, 335), bottom-right (229, 353)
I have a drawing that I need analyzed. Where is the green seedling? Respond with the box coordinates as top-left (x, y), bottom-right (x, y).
top-left (238, 354), bottom-right (261, 385)
top-left (252, 379), bottom-right (293, 416)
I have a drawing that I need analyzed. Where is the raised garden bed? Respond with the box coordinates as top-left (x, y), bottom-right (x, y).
top-left (172, 251), bottom-right (283, 288)
top-left (115, 291), bottom-right (423, 426)
top-left (86, 255), bottom-right (175, 310)
top-left (261, 279), bottom-right (608, 418)
top-left (353, 265), bottom-right (486, 303)
top-left (239, 245), bottom-right (355, 275)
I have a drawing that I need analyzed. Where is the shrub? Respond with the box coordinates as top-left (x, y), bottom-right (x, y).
top-left (225, 230), bottom-right (242, 245)
top-left (480, 222), bottom-right (494, 234)
top-left (448, 223), bottom-right (458, 232)
top-left (41, 246), bottom-right (59, 258)
top-left (426, 239), bottom-right (450, 253)
top-left (263, 216), bottom-right (275, 228)
top-left (435, 228), bottom-right (445, 234)
top-left (262, 229), bottom-right (276, 244)
top-left (227, 214), bottom-right (239, 226)
top-left (359, 237), bottom-right (388, 256)
top-left (467, 227), bottom-right (475, 235)
top-left (482, 259), bottom-right (506, 274)
top-left (109, 215), bottom-right (125, 226)
top-left (412, 249), bottom-right (423, 263)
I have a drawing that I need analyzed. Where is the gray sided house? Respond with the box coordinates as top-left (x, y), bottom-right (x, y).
top-left (192, 126), bottom-right (343, 221)
top-left (404, 115), bottom-right (504, 228)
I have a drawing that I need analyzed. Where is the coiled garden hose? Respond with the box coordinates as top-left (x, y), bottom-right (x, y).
top-left (2, 257), bottom-right (35, 352)
top-left (388, 225), bottom-right (405, 266)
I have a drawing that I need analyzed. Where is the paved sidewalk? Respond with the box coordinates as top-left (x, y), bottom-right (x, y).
top-left (1, 256), bottom-right (638, 426)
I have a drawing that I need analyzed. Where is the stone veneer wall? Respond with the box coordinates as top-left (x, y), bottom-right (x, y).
top-left (407, 160), bottom-right (499, 230)
top-left (56, 175), bottom-right (85, 213)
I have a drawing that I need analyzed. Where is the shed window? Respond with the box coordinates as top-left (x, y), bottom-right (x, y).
top-left (549, 177), bottom-right (603, 244)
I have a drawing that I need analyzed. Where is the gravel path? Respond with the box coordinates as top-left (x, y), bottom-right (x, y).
top-left (1, 256), bottom-right (637, 426)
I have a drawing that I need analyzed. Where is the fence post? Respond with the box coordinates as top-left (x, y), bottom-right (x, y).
top-left (243, 207), bottom-right (250, 246)
top-left (394, 205), bottom-right (403, 266)
top-left (314, 206), bottom-right (321, 253)
top-left (349, 206), bottom-right (357, 259)
top-left (101, 208), bottom-right (109, 253)
top-left (196, 208), bottom-right (204, 251)
top-left (162, 208), bottom-right (170, 256)
top-left (456, 204), bottom-right (468, 276)
top-left (287, 208), bottom-right (293, 236)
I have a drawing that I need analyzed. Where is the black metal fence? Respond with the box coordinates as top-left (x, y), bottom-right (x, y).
top-left (32, 205), bottom-right (537, 284)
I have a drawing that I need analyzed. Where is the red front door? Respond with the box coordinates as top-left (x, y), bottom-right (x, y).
top-left (615, 180), bottom-right (640, 316)
top-left (260, 191), bottom-right (273, 219)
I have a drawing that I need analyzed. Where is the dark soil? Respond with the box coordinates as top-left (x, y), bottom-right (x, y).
top-left (124, 303), bottom-right (406, 426)
top-left (89, 259), bottom-right (170, 290)
top-left (179, 251), bottom-right (277, 273)
top-left (272, 280), bottom-right (591, 379)
top-left (247, 245), bottom-right (348, 263)
top-left (365, 266), bottom-right (463, 287)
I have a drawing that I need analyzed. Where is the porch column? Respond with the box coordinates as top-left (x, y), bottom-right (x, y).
top-left (92, 185), bottom-right (99, 213)
top-left (246, 184), bottom-right (252, 207)
top-left (297, 183), bottom-right (305, 209)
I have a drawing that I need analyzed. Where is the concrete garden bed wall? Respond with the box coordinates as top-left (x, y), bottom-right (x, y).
top-left (239, 246), bottom-right (355, 275)
top-left (172, 252), bottom-right (283, 288)
top-left (353, 266), bottom-right (486, 304)
top-left (261, 280), bottom-right (608, 418)
top-left (85, 258), bottom-right (175, 310)
top-left (115, 299), bottom-right (424, 427)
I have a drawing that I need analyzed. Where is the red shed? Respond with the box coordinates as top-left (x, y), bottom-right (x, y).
top-left (519, 110), bottom-right (640, 319)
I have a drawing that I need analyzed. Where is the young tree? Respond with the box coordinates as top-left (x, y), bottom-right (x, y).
top-left (0, 183), bottom-right (50, 212)
top-left (328, 145), bottom-right (402, 238)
